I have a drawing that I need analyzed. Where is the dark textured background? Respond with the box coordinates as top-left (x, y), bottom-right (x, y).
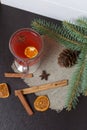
top-left (0, 4), bottom-right (87, 130)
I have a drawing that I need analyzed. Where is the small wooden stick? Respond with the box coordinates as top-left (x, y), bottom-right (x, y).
top-left (16, 90), bottom-right (33, 116)
top-left (15, 80), bottom-right (68, 96)
top-left (4, 73), bottom-right (33, 78)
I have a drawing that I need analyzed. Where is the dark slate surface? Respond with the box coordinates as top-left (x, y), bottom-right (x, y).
top-left (0, 4), bottom-right (87, 130)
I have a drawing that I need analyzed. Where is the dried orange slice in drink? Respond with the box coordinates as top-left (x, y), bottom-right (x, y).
top-left (0, 83), bottom-right (9, 98)
top-left (34, 95), bottom-right (50, 112)
top-left (24, 46), bottom-right (38, 58)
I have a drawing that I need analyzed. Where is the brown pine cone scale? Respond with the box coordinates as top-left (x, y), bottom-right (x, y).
top-left (58, 49), bottom-right (80, 68)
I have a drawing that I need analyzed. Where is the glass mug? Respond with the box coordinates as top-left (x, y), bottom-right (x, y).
top-left (9, 28), bottom-right (44, 73)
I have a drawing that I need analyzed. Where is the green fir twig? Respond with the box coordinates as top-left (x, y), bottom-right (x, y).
top-left (31, 19), bottom-right (83, 50)
top-left (66, 48), bottom-right (87, 110)
top-left (76, 17), bottom-right (87, 28)
top-left (63, 21), bottom-right (87, 43)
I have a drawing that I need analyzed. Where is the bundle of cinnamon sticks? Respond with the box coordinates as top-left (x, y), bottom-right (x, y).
top-left (15, 80), bottom-right (68, 116)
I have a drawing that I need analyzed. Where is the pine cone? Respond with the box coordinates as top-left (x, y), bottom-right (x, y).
top-left (58, 49), bottom-right (80, 67)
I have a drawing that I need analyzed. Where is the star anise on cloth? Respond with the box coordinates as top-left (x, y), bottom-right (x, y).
top-left (39, 70), bottom-right (50, 80)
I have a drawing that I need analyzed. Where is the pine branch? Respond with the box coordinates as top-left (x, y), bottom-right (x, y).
top-left (79, 52), bottom-right (87, 95)
top-left (66, 48), bottom-right (87, 111)
top-left (68, 22), bottom-right (87, 36)
top-left (63, 21), bottom-right (87, 44)
top-left (31, 19), bottom-right (83, 51)
top-left (76, 18), bottom-right (87, 28)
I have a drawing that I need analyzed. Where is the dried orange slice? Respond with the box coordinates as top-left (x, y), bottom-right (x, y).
top-left (24, 46), bottom-right (38, 58)
top-left (34, 95), bottom-right (50, 112)
top-left (0, 83), bottom-right (9, 98)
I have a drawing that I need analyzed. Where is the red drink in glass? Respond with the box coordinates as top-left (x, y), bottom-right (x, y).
top-left (9, 28), bottom-right (44, 73)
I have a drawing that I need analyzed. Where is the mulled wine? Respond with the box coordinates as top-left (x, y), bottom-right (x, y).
top-left (9, 28), bottom-right (44, 73)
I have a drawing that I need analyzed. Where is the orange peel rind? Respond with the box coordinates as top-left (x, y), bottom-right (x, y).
top-left (34, 95), bottom-right (50, 112)
top-left (0, 83), bottom-right (9, 98)
top-left (24, 46), bottom-right (38, 58)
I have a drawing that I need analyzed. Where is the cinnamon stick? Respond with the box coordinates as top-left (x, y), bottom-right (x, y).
top-left (15, 80), bottom-right (68, 96)
top-left (16, 90), bottom-right (33, 116)
top-left (4, 73), bottom-right (33, 78)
